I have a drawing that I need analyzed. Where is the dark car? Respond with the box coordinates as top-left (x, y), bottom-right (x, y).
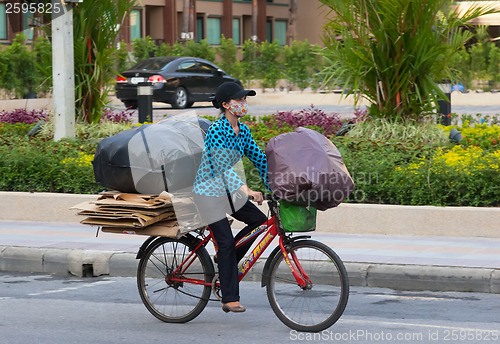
top-left (115, 56), bottom-right (241, 109)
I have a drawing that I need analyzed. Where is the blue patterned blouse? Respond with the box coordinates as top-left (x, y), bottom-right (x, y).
top-left (193, 115), bottom-right (269, 197)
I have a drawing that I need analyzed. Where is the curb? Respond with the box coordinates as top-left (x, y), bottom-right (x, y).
top-left (2, 192), bottom-right (500, 238)
top-left (1, 246), bottom-right (498, 294)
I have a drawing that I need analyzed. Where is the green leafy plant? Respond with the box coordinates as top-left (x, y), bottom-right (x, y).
top-left (132, 36), bottom-right (157, 62)
top-left (319, 0), bottom-right (498, 121)
top-left (461, 26), bottom-right (500, 91)
top-left (33, 35), bottom-right (53, 95)
top-left (183, 39), bottom-right (215, 62)
top-left (217, 36), bottom-right (243, 80)
top-left (348, 118), bottom-right (450, 145)
top-left (73, 0), bottom-right (135, 123)
top-left (115, 41), bottom-right (133, 73)
top-left (257, 40), bottom-right (283, 90)
top-left (283, 40), bottom-right (322, 91)
top-left (240, 39), bottom-right (259, 87)
top-left (1, 34), bottom-right (37, 98)
top-left (154, 42), bottom-right (175, 57)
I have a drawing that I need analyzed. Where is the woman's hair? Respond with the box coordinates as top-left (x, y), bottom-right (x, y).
top-left (219, 101), bottom-right (228, 116)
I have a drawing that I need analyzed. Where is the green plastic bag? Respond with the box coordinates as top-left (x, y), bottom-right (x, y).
top-left (279, 200), bottom-right (317, 232)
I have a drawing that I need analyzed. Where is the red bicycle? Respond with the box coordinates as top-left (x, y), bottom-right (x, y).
top-left (135, 198), bottom-right (349, 332)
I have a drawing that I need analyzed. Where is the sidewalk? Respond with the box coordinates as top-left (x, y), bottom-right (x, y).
top-left (1, 220), bottom-right (499, 293)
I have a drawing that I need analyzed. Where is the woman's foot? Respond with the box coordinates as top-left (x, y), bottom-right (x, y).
top-left (222, 301), bottom-right (246, 313)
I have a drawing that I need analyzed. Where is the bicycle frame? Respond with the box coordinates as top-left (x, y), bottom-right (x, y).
top-left (169, 213), bottom-right (311, 289)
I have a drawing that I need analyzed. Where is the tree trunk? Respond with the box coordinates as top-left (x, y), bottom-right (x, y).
top-left (181, 0), bottom-right (190, 41)
top-left (287, 0), bottom-right (298, 46)
top-left (252, 0), bottom-right (258, 42)
top-left (189, 0), bottom-right (195, 39)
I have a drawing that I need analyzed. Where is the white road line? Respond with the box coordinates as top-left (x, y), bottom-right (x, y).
top-left (368, 294), bottom-right (454, 301)
top-left (343, 318), bottom-right (498, 332)
top-left (28, 280), bottom-right (115, 296)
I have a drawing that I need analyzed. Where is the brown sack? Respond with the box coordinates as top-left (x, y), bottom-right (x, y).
top-left (265, 127), bottom-right (354, 211)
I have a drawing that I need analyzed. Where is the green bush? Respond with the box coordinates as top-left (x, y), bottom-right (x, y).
top-left (1, 34), bottom-right (37, 98)
top-left (2, 114), bottom-right (499, 207)
top-left (132, 36), bottom-right (157, 62)
top-left (347, 118), bottom-right (450, 145)
top-left (283, 40), bottom-right (322, 90)
top-left (257, 41), bottom-right (283, 89)
top-left (33, 35), bottom-right (53, 95)
top-left (0, 126), bottom-right (101, 193)
top-left (183, 39), bottom-right (215, 62)
top-left (0, 121), bottom-right (132, 194)
top-left (240, 39), bottom-right (259, 87)
top-left (115, 41), bottom-right (133, 72)
top-left (217, 36), bottom-right (243, 80)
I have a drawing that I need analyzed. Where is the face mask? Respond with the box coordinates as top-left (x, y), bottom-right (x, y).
top-left (227, 100), bottom-right (249, 118)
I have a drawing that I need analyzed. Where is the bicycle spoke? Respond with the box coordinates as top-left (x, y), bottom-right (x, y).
top-left (267, 240), bottom-right (349, 332)
top-left (137, 237), bottom-right (214, 323)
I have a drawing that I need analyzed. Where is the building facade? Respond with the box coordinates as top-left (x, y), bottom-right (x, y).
top-left (0, 0), bottom-right (499, 47)
top-left (116, 0), bottom-right (327, 47)
top-left (0, 0), bottom-right (327, 46)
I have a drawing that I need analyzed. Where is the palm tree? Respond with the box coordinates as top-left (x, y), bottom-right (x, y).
top-left (319, 0), bottom-right (498, 121)
top-left (72, 0), bottom-right (135, 123)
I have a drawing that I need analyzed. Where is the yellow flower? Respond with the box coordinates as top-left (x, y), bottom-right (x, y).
top-left (62, 152), bottom-right (93, 167)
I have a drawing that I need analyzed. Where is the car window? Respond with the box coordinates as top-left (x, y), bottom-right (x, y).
top-left (197, 62), bottom-right (219, 74)
top-left (176, 61), bottom-right (198, 73)
top-left (132, 58), bottom-right (176, 71)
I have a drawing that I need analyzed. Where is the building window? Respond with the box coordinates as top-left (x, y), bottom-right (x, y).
top-left (0, 3), bottom-right (7, 40)
top-left (196, 17), bottom-right (204, 42)
top-left (275, 20), bottom-right (287, 45)
top-left (232, 18), bottom-right (240, 45)
top-left (130, 10), bottom-right (141, 41)
top-left (266, 20), bottom-right (272, 42)
top-left (23, 12), bottom-right (34, 40)
top-left (207, 17), bottom-right (221, 45)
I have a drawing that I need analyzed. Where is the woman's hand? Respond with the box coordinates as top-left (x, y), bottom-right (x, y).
top-left (240, 185), bottom-right (264, 205)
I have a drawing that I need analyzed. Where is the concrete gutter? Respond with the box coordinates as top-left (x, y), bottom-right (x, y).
top-left (1, 191), bottom-right (499, 238)
top-left (1, 245), bottom-right (498, 294)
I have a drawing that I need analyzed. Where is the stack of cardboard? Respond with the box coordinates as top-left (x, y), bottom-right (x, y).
top-left (72, 191), bottom-right (183, 237)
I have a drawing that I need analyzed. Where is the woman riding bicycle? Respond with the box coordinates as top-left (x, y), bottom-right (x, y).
top-left (193, 82), bottom-right (269, 313)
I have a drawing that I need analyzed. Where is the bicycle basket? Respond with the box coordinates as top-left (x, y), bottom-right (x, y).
top-left (279, 200), bottom-right (317, 232)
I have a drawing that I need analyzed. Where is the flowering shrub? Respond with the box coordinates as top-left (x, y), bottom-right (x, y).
top-left (0, 109), bottom-right (49, 124)
top-left (62, 152), bottom-right (94, 167)
top-left (1, 111), bottom-right (498, 206)
top-left (389, 145), bottom-right (500, 206)
top-left (0, 135), bottom-right (101, 194)
top-left (456, 124), bottom-right (500, 150)
top-left (270, 106), bottom-right (344, 136)
top-left (99, 107), bottom-right (133, 123)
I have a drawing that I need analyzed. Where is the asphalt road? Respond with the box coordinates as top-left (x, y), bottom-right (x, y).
top-left (1, 272), bottom-right (499, 344)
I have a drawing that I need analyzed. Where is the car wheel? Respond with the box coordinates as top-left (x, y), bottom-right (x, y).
top-left (186, 101), bottom-right (194, 108)
top-left (123, 100), bottom-right (138, 109)
top-left (172, 87), bottom-right (189, 109)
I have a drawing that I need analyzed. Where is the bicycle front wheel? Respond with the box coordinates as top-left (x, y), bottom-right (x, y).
top-left (266, 240), bottom-right (349, 332)
top-left (137, 236), bottom-right (215, 323)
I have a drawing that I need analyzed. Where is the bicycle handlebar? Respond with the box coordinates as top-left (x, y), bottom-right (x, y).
top-left (248, 194), bottom-right (279, 202)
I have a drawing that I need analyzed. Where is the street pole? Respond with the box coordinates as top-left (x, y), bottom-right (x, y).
top-left (52, 0), bottom-right (76, 141)
top-left (438, 80), bottom-right (452, 126)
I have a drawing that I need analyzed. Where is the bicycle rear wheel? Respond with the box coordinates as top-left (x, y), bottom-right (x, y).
top-left (266, 240), bottom-right (349, 332)
top-left (137, 236), bottom-right (214, 323)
